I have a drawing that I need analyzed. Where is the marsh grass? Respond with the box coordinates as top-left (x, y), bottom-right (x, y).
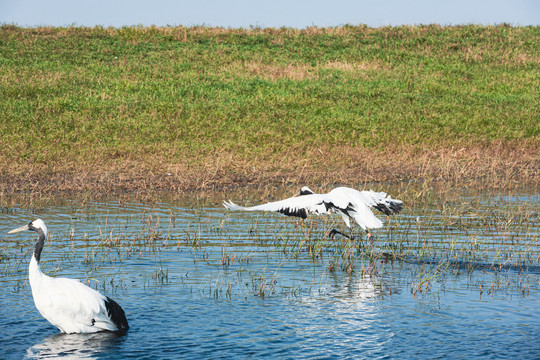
top-left (0, 184), bottom-right (537, 299)
top-left (227, 183), bottom-right (539, 296)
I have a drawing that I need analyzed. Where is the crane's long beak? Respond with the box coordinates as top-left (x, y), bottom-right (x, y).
top-left (8, 224), bottom-right (30, 234)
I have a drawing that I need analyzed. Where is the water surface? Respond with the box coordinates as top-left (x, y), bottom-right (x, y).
top-left (1, 189), bottom-right (538, 359)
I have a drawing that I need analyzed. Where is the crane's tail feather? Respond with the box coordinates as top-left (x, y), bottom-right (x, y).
top-left (104, 297), bottom-right (129, 332)
top-left (223, 200), bottom-right (245, 211)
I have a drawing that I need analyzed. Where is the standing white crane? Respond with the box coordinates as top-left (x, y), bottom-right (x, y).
top-left (223, 186), bottom-right (403, 240)
top-left (8, 219), bottom-right (129, 334)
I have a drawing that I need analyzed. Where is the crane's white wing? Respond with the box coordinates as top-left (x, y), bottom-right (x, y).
top-left (323, 187), bottom-right (403, 230)
top-left (349, 202), bottom-right (384, 229)
top-left (33, 276), bottom-right (119, 333)
top-left (325, 188), bottom-right (402, 214)
top-left (356, 190), bottom-right (403, 215)
top-left (224, 194), bottom-right (329, 219)
top-left (321, 191), bottom-right (383, 229)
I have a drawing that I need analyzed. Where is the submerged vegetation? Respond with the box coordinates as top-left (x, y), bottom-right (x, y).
top-left (1, 185), bottom-right (538, 299)
top-left (0, 24), bottom-right (538, 199)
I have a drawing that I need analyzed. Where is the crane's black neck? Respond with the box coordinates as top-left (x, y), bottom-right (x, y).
top-left (33, 229), bottom-right (46, 263)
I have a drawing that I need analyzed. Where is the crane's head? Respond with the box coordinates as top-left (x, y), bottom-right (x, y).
top-left (299, 186), bottom-right (314, 196)
top-left (8, 219), bottom-right (48, 238)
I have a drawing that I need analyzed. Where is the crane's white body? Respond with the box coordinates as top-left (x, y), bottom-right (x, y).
top-left (29, 257), bottom-right (121, 333)
top-left (224, 186), bottom-right (403, 232)
top-left (9, 219), bottom-right (128, 334)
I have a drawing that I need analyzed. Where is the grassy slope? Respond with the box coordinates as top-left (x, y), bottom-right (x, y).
top-left (0, 25), bottom-right (538, 193)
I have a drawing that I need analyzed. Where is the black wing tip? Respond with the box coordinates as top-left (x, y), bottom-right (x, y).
top-left (278, 207), bottom-right (308, 219)
top-left (374, 201), bottom-right (403, 215)
top-left (391, 201), bottom-right (404, 213)
top-left (105, 296), bottom-right (130, 332)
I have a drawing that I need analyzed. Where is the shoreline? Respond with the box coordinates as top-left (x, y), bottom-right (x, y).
top-left (2, 145), bottom-right (537, 204)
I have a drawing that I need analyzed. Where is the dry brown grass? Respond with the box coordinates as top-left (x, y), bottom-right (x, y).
top-left (242, 62), bottom-right (314, 81)
top-left (0, 143), bottom-right (537, 206)
top-left (235, 59), bottom-right (384, 82)
top-left (323, 60), bottom-right (383, 72)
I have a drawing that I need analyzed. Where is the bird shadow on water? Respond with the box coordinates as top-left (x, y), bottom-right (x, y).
top-left (25, 331), bottom-right (127, 359)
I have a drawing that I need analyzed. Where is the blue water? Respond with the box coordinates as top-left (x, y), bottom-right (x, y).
top-left (0, 191), bottom-right (539, 359)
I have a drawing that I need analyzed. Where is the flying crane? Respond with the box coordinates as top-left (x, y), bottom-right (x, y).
top-left (224, 186), bottom-right (403, 239)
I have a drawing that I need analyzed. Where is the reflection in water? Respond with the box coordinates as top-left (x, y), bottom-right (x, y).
top-left (329, 272), bottom-right (400, 302)
top-left (294, 272), bottom-right (399, 358)
top-left (26, 331), bottom-right (126, 359)
top-left (332, 274), bottom-right (398, 357)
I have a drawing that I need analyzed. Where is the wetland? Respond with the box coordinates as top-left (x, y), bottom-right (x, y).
top-left (0, 24), bottom-right (538, 359)
top-left (1, 184), bottom-right (538, 359)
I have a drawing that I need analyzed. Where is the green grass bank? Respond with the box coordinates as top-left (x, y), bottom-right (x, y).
top-left (0, 24), bottom-right (538, 197)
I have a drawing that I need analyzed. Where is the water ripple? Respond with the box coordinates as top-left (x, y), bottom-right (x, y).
top-left (0, 191), bottom-right (539, 359)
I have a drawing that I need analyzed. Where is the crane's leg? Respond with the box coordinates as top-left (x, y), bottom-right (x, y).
top-left (364, 229), bottom-right (375, 252)
top-left (328, 228), bottom-right (374, 248)
top-left (366, 230), bottom-right (373, 242)
top-left (328, 228), bottom-right (354, 240)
